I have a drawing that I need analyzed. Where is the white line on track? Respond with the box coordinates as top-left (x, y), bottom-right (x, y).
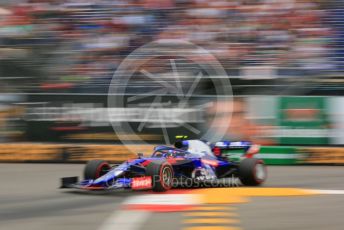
top-left (97, 210), bottom-right (150, 230)
top-left (123, 194), bottom-right (200, 206)
top-left (97, 193), bottom-right (198, 230)
top-left (310, 189), bottom-right (344, 195)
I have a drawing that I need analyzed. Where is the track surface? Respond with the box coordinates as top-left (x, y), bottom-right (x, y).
top-left (1, 164), bottom-right (344, 230)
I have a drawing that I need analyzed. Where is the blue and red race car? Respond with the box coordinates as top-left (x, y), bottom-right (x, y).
top-left (60, 139), bottom-right (267, 192)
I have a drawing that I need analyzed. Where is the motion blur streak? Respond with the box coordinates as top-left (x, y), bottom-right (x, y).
top-left (1, 0), bottom-right (344, 230)
top-left (1, 164), bottom-right (344, 230)
top-left (97, 210), bottom-right (150, 230)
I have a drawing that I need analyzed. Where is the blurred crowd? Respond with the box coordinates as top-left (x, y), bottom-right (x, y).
top-left (0, 0), bottom-right (339, 92)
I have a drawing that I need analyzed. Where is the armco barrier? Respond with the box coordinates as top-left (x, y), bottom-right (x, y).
top-left (300, 147), bottom-right (344, 164)
top-left (0, 144), bottom-right (63, 162)
top-left (0, 143), bottom-right (343, 165)
top-left (65, 145), bottom-right (152, 162)
top-left (0, 143), bottom-right (153, 163)
top-left (2, 143), bottom-right (301, 164)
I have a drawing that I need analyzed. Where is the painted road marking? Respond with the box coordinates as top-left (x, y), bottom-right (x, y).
top-left (192, 187), bottom-right (316, 202)
top-left (123, 194), bottom-right (200, 205)
top-left (184, 218), bottom-right (239, 224)
top-left (184, 212), bottom-right (238, 217)
top-left (184, 227), bottom-right (241, 230)
top-left (309, 189), bottom-right (344, 195)
top-left (183, 204), bottom-right (241, 230)
top-left (101, 188), bottom-right (344, 230)
top-left (186, 206), bottom-right (236, 211)
top-left (97, 210), bottom-right (150, 230)
top-left (123, 193), bottom-right (200, 212)
top-left (182, 188), bottom-right (344, 230)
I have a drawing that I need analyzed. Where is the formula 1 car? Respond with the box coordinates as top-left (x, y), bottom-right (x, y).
top-left (60, 139), bottom-right (267, 192)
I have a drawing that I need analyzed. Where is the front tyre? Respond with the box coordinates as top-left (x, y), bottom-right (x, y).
top-left (239, 158), bottom-right (267, 186)
top-left (84, 160), bottom-right (111, 180)
top-left (146, 161), bottom-right (174, 192)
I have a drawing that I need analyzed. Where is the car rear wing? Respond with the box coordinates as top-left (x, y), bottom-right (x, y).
top-left (213, 141), bottom-right (260, 160)
top-left (214, 141), bottom-right (252, 151)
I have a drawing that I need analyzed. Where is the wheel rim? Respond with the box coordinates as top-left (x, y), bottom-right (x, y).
top-left (162, 166), bottom-right (172, 187)
top-left (255, 163), bottom-right (266, 181)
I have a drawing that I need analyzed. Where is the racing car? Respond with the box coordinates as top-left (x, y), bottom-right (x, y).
top-left (60, 139), bottom-right (267, 192)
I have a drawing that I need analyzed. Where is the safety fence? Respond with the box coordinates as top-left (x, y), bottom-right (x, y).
top-left (0, 143), bottom-right (147, 163)
top-left (0, 143), bottom-right (343, 165)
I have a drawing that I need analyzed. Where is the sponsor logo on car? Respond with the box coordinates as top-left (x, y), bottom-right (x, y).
top-left (131, 176), bottom-right (152, 190)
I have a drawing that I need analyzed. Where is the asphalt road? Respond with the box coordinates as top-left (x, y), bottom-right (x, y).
top-left (1, 164), bottom-right (344, 230)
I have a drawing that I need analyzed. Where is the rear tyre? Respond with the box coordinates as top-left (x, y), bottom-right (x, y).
top-left (146, 161), bottom-right (174, 192)
top-left (84, 160), bottom-right (111, 180)
top-left (239, 158), bottom-right (267, 186)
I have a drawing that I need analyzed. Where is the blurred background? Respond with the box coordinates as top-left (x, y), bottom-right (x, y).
top-left (1, 2), bottom-right (344, 230)
top-left (0, 0), bottom-right (343, 147)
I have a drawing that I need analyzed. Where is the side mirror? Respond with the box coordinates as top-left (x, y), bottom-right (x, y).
top-left (137, 153), bottom-right (144, 158)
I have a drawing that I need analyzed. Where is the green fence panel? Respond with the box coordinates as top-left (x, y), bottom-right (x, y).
top-left (223, 146), bottom-right (302, 165)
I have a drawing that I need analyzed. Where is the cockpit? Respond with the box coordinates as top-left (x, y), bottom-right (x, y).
top-left (151, 140), bottom-right (217, 159)
top-left (151, 148), bottom-right (187, 158)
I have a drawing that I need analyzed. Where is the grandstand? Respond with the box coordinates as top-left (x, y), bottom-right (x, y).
top-left (0, 0), bottom-right (343, 95)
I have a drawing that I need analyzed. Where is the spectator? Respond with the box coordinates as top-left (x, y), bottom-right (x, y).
top-left (0, 0), bottom-right (336, 92)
